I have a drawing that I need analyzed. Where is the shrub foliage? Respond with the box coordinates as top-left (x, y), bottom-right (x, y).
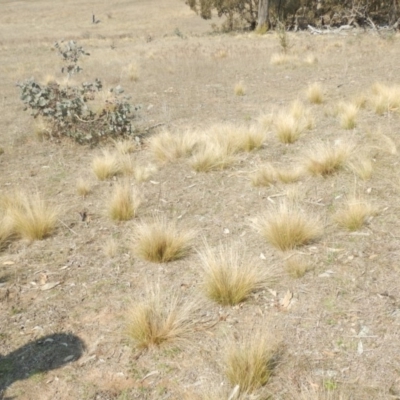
top-left (17, 41), bottom-right (140, 144)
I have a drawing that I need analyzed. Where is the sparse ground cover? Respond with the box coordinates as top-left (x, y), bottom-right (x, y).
top-left (1, 1), bottom-right (400, 399)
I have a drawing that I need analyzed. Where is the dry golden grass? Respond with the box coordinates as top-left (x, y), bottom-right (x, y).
top-left (231, 125), bottom-right (267, 152)
top-left (274, 101), bottom-right (313, 144)
top-left (190, 141), bottom-right (236, 172)
top-left (370, 82), bottom-right (400, 115)
top-left (334, 199), bottom-right (374, 231)
top-left (92, 151), bottom-right (120, 180)
top-left (339, 103), bottom-right (358, 129)
top-left (304, 142), bottom-right (353, 176)
top-left (198, 242), bottom-right (275, 306)
top-left (113, 139), bottom-right (137, 155)
top-left (234, 81), bottom-right (246, 96)
top-left (149, 130), bottom-right (198, 163)
top-left (76, 177), bottom-right (91, 197)
top-left (270, 53), bottom-right (297, 65)
top-left (274, 113), bottom-right (302, 144)
top-left (306, 82), bottom-right (324, 104)
top-left (33, 117), bottom-right (50, 140)
top-left (126, 286), bottom-right (198, 349)
top-left (225, 333), bottom-right (277, 393)
top-left (133, 163), bottom-right (157, 182)
top-left (251, 163), bottom-right (277, 187)
top-left (254, 202), bottom-right (323, 251)
top-left (276, 166), bottom-right (304, 183)
top-left (133, 218), bottom-right (195, 263)
top-left (108, 182), bottom-right (141, 221)
top-left (7, 192), bottom-right (59, 241)
top-left (347, 157), bottom-right (373, 180)
top-left (0, 211), bottom-right (15, 252)
top-left (285, 254), bottom-right (311, 278)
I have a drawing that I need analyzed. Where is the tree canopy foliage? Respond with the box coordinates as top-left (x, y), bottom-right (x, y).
top-left (185, 0), bottom-right (399, 31)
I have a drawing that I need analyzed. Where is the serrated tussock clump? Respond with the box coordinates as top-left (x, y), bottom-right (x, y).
top-left (254, 202), bottom-right (323, 251)
top-left (126, 286), bottom-right (199, 349)
top-left (334, 199), bottom-right (375, 231)
top-left (108, 182), bottom-right (141, 221)
top-left (225, 333), bottom-right (279, 393)
top-left (198, 242), bottom-right (277, 306)
top-left (149, 130), bottom-right (198, 163)
top-left (305, 142), bottom-right (353, 176)
top-left (133, 218), bottom-right (195, 263)
top-left (306, 83), bottom-right (324, 104)
top-left (92, 151), bottom-right (121, 180)
top-left (5, 192), bottom-right (59, 241)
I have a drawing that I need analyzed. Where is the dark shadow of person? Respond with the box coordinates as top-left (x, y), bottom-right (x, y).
top-left (0, 333), bottom-right (85, 399)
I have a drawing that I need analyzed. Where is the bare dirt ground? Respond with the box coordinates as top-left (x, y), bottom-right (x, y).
top-left (1, 1), bottom-right (400, 399)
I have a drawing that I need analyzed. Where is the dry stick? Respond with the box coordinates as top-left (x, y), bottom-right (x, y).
top-left (58, 218), bottom-right (78, 235)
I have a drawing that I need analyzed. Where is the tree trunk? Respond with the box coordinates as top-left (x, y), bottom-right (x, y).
top-left (257, 0), bottom-right (270, 31)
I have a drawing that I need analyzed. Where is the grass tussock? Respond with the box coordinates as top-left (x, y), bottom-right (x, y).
top-left (231, 125), bottom-right (267, 152)
top-left (274, 100), bottom-right (314, 144)
top-left (334, 199), bottom-right (374, 231)
top-left (234, 81), bottom-right (246, 96)
top-left (113, 139), bottom-right (137, 155)
top-left (76, 177), bottom-right (91, 197)
top-left (276, 166), bottom-right (304, 183)
top-left (190, 140), bottom-right (236, 172)
top-left (257, 112), bottom-right (274, 130)
top-left (347, 157), bottom-right (373, 180)
top-left (254, 202), bottom-right (322, 251)
top-left (304, 142), bottom-right (353, 176)
top-left (306, 83), bottom-right (324, 104)
top-left (198, 242), bottom-right (276, 306)
top-left (251, 163), bottom-right (277, 187)
top-left (270, 53), bottom-right (297, 65)
top-left (127, 62), bottom-right (139, 82)
top-left (92, 151), bottom-right (120, 180)
top-left (149, 130), bottom-right (198, 164)
top-left (339, 103), bottom-right (359, 129)
top-left (133, 218), bottom-right (195, 263)
top-left (285, 254), bottom-right (311, 278)
top-left (6, 192), bottom-right (59, 241)
top-left (370, 82), bottom-right (400, 115)
top-left (126, 286), bottom-right (198, 349)
top-left (225, 333), bottom-right (278, 393)
top-left (108, 182), bottom-right (141, 221)
top-left (0, 211), bottom-right (15, 252)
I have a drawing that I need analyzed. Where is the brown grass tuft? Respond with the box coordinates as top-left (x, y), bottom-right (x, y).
top-left (304, 142), bottom-right (353, 176)
top-left (92, 151), bottom-right (120, 180)
top-left (274, 112), bottom-right (302, 144)
top-left (254, 202), bottom-right (322, 251)
top-left (276, 166), bottom-right (304, 183)
top-left (285, 254), bottom-right (311, 278)
top-left (225, 333), bottom-right (278, 393)
top-left (306, 83), bottom-right (324, 104)
top-left (234, 81), bottom-right (246, 96)
top-left (149, 130), bottom-right (198, 163)
top-left (370, 82), bottom-right (400, 115)
top-left (76, 177), bottom-right (91, 197)
top-left (347, 157), bottom-right (373, 180)
top-left (108, 182), bottom-right (141, 221)
top-left (126, 286), bottom-right (198, 349)
top-left (198, 242), bottom-right (276, 306)
top-left (334, 199), bottom-right (374, 231)
top-left (339, 103), bottom-right (358, 130)
top-left (7, 192), bottom-right (59, 241)
top-left (133, 218), bottom-right (195, 263)
top-left (190, 140), bottom-right (236, 172)
top-left (113, 139), bottom-right (137, 155)
top-left (251, 163), bottom-right (277, 187)
top-left (0, 211), bottom-right (15, 252)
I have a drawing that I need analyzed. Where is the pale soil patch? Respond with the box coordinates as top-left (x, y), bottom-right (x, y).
top-left (1, 1), bottom-right (400, 399)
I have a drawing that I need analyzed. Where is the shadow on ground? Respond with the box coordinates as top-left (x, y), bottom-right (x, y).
top-left (0, 333), bottom-right (85, 399)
